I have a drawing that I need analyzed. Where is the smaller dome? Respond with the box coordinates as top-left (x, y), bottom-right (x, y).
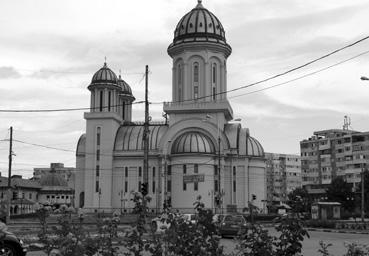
top-left (172, 131), bottom-right (215, 154)
top-left (91, 62), bottom-right (118, 85)
top-left (247, 136), bottom-right (264, 157)
top-left (118, 75), bottom-right (132, 95)
top-left (39, 171), bottom-right (68, 187)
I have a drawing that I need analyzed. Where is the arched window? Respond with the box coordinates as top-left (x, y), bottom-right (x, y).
top-left (178, 64), bottom-right (182, 101)
top-left (99, 91), bottom-right (103, 112)
top-left (108, 91), bottom-right (111, 111)
top-left (212, 63), bottom-right (217, 101)
top-left (122, 101), bottom-right (126, 120)
top-left (193, 63), bottom-right (199, 99)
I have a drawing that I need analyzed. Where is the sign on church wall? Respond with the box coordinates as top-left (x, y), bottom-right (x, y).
top-left (183, 174), bottom-right (205, 183)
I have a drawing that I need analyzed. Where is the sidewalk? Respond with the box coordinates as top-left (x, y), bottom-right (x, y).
top-left (306, 227), bottom-right (369, 235)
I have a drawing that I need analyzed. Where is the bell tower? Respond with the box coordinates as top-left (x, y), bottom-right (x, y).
top-left (164, 1), bottom-right (233, 127)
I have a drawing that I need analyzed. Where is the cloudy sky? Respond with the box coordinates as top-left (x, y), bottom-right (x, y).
top-left (0, 0), bottom-right (369, 178)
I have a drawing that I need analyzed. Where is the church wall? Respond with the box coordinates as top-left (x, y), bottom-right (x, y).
top-left (75, 155), bottom-right (85, 208)
top-left (112, 156), bottom-right (163, 211)
top-left (169, 155), bottom-right (217, 211)
top-left (248, 158), bottom-right (267, 212)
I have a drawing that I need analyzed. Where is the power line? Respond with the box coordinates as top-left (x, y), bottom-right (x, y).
top-left (151, 35), bottom-right (369, 104)
top-left (228, 50), bottom-right (369, 99)
top-left (0, 101), bottom-right (145, 113)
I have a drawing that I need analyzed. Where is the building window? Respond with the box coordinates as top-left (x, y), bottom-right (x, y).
top-left (125, 167), bottom-right (128, 177)
top-left (125, 181), bottom-right (128, 193)
top-left (96, 165), bottom-right (100, 177)
top-left (95, 181), bottom-right (99, 193)
top-left (99, 91), bottom-right (103, 112)
top-left (183, 165), bottom-right (186, 175)
top-left (214, 165), bottom-right (218, 176)
top-left (214, 180), bottom-right (218, 192)
top-left (153, 167), bottom-right (156, 177)
top-left (233, 166), bottom-right (236, 176)
top-left (193, 63), bottom-right (199, 83)
top-left (194, 86), bottom-right (198, 99)
top-left (61, 196), bottom-right (64, 199)
top-left (0, 192), bottom-right (3, 199)
top-left (167, 180), bottom-right (171, 192)
top-left (212, 64), bottom-right (216, 84)
top-left (138, 181), bottom-right (141, 191)
top-left (194, 164), bottom-right (198, 174)
top-left (183, 181), bottom-right (187, 191)
top-left (66, 196), bottom-right (69, 199)
top-left (233, 180), bottom-right (236, 192)
top-left (51, 195), bottom-right (55, 199)
top-left (97, 127), bottom-right (101, 146)
top-left (22, 192), bottom-right (25, 199)
top-left (167, 165), bottom-right (172, 175)
top-left (46, 195), bottom-right (50, 199)
top-left (194, 182), bottom-right (198, 191)
top-left (212, 87), bottom-right (216, 101)
top-left (178, 65), bottom-right (182, 85)
top-left (152, 181), bottom-right (155, 193)
top-left (122, 101), bottom-right (126, 120)
top-left (108, 91), bottom-right (111, 111)
top-left (96, 149), bottom-right (100, 161)
top-left (139, 167), bottom-right (142, 177)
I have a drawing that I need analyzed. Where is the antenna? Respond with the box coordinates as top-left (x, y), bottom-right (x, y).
top-left (343, 115), bottom-right (351, 130)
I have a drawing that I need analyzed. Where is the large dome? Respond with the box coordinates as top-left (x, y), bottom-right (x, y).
top-left (171, 131), bottom-right (215, 154)
top-left (169, 0), bottom-right (230, 49)
top-left (90, 62), bottom-right (118, 85)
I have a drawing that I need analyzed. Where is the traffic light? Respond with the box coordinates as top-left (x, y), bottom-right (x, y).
top-left (252, 194), bottom-right (256, 201)
top-left (141, 182), bottom-right (148, 196)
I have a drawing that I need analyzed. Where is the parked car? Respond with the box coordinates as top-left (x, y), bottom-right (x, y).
top-left (212, 214), bottom-right (225, 224)
top-left (0, 229), bottom-right (27, 256)
top-left (218, 214), bottom-right (247, 237)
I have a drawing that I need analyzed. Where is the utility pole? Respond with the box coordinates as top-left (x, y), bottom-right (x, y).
top-left (143, 65), bottom-right (149, 204)
top-left (6, 127), bottom-right (13, 224)
top-left (361, 168), bottom-right (365, 222)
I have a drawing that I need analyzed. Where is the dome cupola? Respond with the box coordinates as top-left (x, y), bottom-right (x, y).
top-left (168, 0), bottom-right (231, 55)
top-left (90, 62), bottom-right (118, 86)
top-left (117, 74), bottom-right (132, 95)
top-left (171, 131), bottom-right (215, 154)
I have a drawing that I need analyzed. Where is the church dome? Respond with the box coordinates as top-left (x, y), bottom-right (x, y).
top-left (117, 75), bottom-right (132, 95)
top-left (90, 62), bottom-right (118, 85)
top-left (171, 131), bottom-right (215, 154)
top-left (170, 0), bottom-right (229, 48)
top-left (39, 171), bottom-right (68, 187)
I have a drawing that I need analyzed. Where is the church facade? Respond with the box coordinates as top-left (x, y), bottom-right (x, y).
top-left (75, 1), bottom-right (266, 213)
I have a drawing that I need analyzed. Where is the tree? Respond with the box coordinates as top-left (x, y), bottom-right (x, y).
top-left (287, 187), bottom-right (312, 214)
top-left (355, 169), bottom-right (369, 213)
top-left (326, 176), bottom-right (354, 211)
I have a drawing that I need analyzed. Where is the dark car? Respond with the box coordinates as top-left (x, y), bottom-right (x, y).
top-left (0, 230), bottom-right (27, 256)
top-left (218, 215), bottom-right (247, 237)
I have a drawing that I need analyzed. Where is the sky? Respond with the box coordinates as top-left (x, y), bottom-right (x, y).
top-left (0, 0), bottom-right (369, 178)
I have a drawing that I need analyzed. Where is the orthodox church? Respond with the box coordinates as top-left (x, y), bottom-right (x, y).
top-left (75, 0), bottom-right (266, 213)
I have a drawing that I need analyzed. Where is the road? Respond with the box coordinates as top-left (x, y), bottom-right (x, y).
top-left (26, 228), bottom-right (369, 256)
top-left (220, 228), bottom-right (369, 256)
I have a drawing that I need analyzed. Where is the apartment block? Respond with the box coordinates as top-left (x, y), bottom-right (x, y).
top-left (300, 129), bottom-right (368, 189)
top-left (265, 153), bottom-right (301, 205)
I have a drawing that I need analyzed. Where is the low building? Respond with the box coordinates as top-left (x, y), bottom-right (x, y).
top-left (0, 175), bottom-right (41, 215)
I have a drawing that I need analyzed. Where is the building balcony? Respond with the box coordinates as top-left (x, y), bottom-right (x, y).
top-left (163, 100), bottom-right (233, 120)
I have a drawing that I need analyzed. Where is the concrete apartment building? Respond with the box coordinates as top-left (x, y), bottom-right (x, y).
top-left (300, 128), bottom-right (368, 191)
top-left (265, 153), bottom-right (301, 206)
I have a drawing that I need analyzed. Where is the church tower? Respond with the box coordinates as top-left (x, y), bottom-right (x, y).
top-left (82, 62), bottom-right (134, 209)
top-left (165, 0), bottom-right (233, 130)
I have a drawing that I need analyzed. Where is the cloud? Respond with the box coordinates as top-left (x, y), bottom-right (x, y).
top-left (0, 66), bottom-right (21, 79)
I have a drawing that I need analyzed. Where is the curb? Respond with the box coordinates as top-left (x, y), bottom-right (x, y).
top-left (306, 228), bottom-right (369, 235)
